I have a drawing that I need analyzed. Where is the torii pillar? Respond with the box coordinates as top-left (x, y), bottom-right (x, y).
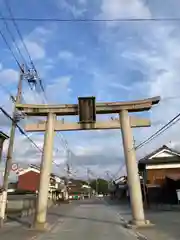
top-left (120, 110), bottom-right (147, 226)
top-left (34, 113), bottom-right (56, 230)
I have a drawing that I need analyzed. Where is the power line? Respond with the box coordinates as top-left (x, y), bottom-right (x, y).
top-left (15, 71), bottom-right (180, 166)
top-left (0, 33), bottom-right (70, 170)
top-left (3, 0), bottom-right (45, 94)
top-left (14, 61), bottom-right (73, 159)
top-left (0, 107), bottom-right (42, 152)
top-left (135, 112), bottom-right (180, 150)
top-left (0, 29), bottom-right (23, 71)
top-left (3, 0), bottom-right (46, 94)
top-left (0, 83), bottom-right (15, 102)
top-left (111, 111), bottom-right (180, 180)
top-left (32, 87), bottom-right (75, 159)
top-left (2, 0), bottom-right (179, 161)
top-left (1, 17), bottom-right (180, 22)
top-left (3, 0), bottom-right (34, 67)
top-left (112, 163), bottom-right (125, 180)
top-left (0, 10), bottom-right (27, 67)
top-left (0, 107), bottom-right (61, 168)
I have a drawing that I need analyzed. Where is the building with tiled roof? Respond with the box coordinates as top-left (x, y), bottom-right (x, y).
top-left (138, 145), bottom-right (180, 185)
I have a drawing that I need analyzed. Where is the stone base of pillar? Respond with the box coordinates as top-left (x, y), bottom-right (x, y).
top-left (126, 219), bottom-right (154, 229)
top-left (0, 218), bottom-right (4, 228)
top-left (0, 214), bottom-right (7, 228)
top-left (33, 221), bottom-right (48, 231)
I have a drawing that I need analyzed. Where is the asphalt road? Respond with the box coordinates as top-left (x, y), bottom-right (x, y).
top-left (36, 198), bottom-right (138, 240)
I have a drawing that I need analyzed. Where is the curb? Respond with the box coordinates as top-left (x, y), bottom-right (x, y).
top-left (104, 198), bottom-right (149, 240)
top-left (119, 215), bottom-right (149, 240)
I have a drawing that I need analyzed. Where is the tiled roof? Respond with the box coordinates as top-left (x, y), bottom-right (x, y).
top-left (29, 164), bottom-right (62, 180)
top-left (139, 156), bottom-right (180, 165)
top-left (138, 145), bottom-right (180, 164)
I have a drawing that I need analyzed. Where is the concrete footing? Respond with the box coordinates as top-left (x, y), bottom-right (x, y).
top-left (126, 219), bottom-right (154, 229)
top-left (33, 221), bottom-right (49, 231)
top-left (0, 218), bottom-right (5, 228)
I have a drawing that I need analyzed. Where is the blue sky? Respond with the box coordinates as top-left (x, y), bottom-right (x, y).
top-left (1, 0), bottom-right (180, 180)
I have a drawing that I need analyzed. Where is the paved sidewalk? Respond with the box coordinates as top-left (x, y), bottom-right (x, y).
top-left (108, 199), bottom-right (180, 240)
top-left (0, 203), bottom-right (75, 240)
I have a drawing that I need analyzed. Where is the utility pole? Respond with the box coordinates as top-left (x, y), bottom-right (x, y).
top-left (0, 65), bottom-right (24, 227)
top-left (96, 178), bottom-right (98, 195)
top-left (133, 137), bottom-right (148, 208)
top-left (66, 162), bottom-right (70, 195)
top-left (87, 168), bottom-right (91, 198)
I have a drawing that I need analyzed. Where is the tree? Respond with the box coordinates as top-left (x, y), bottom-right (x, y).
top-left (90, 178), bottom-right (109, 194)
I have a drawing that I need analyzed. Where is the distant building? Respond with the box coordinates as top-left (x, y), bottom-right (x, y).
top-left (17, 165), bottom-right (67, 199)
top-left (108, 176), bottom-right (128, 200)
top-left (67, 179), bottom-right (90, 199)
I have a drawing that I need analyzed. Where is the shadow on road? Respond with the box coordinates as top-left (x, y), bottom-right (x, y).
top-left (48, 212), bottom-right (122, 226)
top-left (6, 215), bottom-right (31, 227)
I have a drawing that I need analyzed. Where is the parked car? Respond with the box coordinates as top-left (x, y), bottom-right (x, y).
top-left (98, 194), bottom-right (103, 198)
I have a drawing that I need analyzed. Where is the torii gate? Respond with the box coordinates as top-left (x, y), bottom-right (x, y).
top-left (16, 96), bottom-right (160, 229)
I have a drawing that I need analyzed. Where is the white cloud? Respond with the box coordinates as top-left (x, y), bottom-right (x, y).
top-left (32, 27), bottom-right (52, 37)
top-left (58, 50), bottom-right (86, 69)
top-left (23, 40), bottom-right (45, 60)
top-left (10, 133), bottom-right (43, 163)
top-left (3, 0), bottom-right (180, 179)
top-left (118, 22), bottom-right (180, 159)
top-left (58, 0), bottom-right (87, 18)
top-left (122, 24), bottom-right (180, 118)
top-left (99, 0), bottom-right (151, 19)
top-left (0, 67), bottom-right (18, 129)
top-left (22, 87), bottom-right (45, 104)
top-left (2, 130), bottom-right (67, 174)
top-left (108, 82), bottom-right (131, 91)
top-left (58, 50), bottom-right (74, 61)
top-left (78, 0), bottom-right (87, 5)
top-left (46, 75), bottom-right (72, 103)
top-left (73, 144), bottom-right (106, 156)
top-left (27, 26), bottom-right (54, 44)
top-left (0, 68), bottom-right (18, 85)
top-left (82, 0), bottom-right (180, 175)
top-left (17, 26), bottom-right (54, 62)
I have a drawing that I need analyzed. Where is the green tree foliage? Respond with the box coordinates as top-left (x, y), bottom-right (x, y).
top-left (90, 178), bottom-right (109, 194)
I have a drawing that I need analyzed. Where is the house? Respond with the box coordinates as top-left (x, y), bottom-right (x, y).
top-left (0, 131), bottom-right (9, 162)
top-left (18, 165), bottom-right (40, 192)
top-left (17, 164), bottom-right (67, 200)
top-left (138, 145), bottom-right (180, 186)
top-left (138, 145), bottom-right (180, 205)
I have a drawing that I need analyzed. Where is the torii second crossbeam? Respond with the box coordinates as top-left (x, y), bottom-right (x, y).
top-left (24, 117), bottom-right (151, 132)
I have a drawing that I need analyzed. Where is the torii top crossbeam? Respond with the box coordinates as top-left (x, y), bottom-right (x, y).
top-left (16, 96), bottom-right (160, 116)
